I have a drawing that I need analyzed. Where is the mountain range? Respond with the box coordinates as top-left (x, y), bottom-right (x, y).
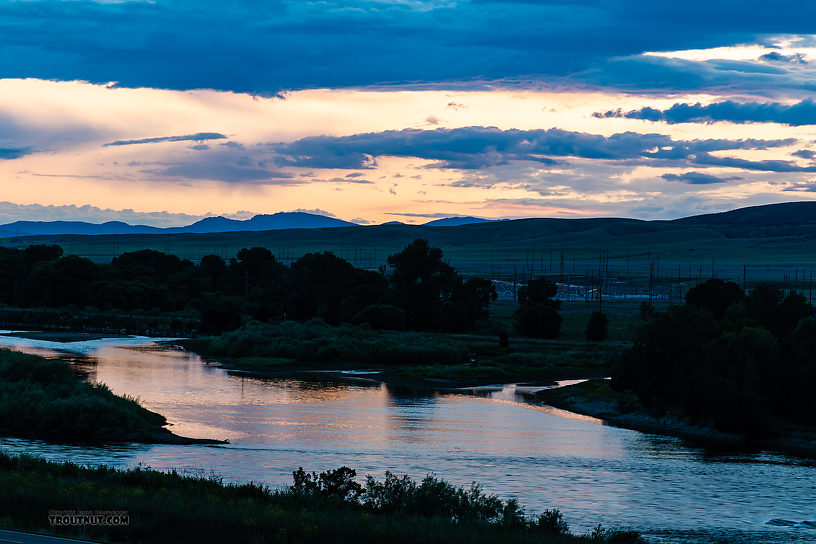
top-left (0, 212), bottom-right (500, 237)
top-left (0, 202), bottom-right (814, 238)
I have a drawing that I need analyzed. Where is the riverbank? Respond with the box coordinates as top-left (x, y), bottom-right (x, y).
top-left (179, 320), bottom-right (620, 388)
top-left (0, 348), bottom-right (224, 446)
top-left (0, 451), bottom-right (646, 544)
top-left (529, 379), bottom-right (816, 457)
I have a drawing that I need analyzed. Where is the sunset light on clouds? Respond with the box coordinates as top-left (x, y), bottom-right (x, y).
top-left (2, 1), bottom-right (816, 225)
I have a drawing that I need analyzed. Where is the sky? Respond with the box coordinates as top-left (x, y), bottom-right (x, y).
top-left (3, 1), bottom-right (816, 226)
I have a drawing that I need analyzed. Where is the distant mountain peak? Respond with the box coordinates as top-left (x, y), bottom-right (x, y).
top-left (423, 216), bottom-right (498, 227)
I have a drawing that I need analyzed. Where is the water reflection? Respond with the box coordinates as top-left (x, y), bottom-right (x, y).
top-left (0, 334), bottom-right (814, 543)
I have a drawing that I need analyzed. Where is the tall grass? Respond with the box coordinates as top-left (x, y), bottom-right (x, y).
top-left (187, 319), bottom-right (471, 366)
top-left (0, 349), bottom-right (170, 443)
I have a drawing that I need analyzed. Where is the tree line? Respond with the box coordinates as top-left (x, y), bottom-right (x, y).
top-left (613, 278), bottom-right (816, 433)
top-left (0, 239), bottom-right (500, 335)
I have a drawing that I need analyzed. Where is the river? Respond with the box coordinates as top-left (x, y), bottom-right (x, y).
top-left (0, 334), bottom-right (813, 543)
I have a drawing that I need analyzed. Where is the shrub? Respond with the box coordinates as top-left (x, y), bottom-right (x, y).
top-left (536, 508), bottom-right (569, 535)
top-left (352, 304), bottom-right (407, 330)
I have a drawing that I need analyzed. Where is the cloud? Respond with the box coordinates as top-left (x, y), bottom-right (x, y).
top-left (793, 149), bottom-right (816, 159)
top-left (385, 211), bottom-right (475, 219)
top-left (760, 51), bottom-right (807, 64)
top-left (0, 201), bottom-right (219, 227)
top-left (692, 152), bottom-right (816, 173)
top-left (782, 181), bottom-right (816, 192)
top-left (104, 132), bottom-right (227, 147)
top-left (594, 99), bottom-right (816, 126)
top-left (661, 172), bottom-right (742, 184)
top-left (142, 163), bottom-right (294, 183)
top-left (327, 177), bottom-right (374, 184)
top-left (271, 126), bottom-right (796, 172)
top-left (0, 147), bottom-right (33, 159)
top-left (3, 1), bottom-right (816, 93)
top-left (291, 208), bottom-right (337, 217)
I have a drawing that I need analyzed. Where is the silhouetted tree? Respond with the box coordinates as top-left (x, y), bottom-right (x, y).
top-left (684, 278), bottom-right (744, 318)
top-left (514, 277), bottom-right (562, 339)
top-left (585, 310), bottom-right (609, 341)
top-left (387, 239), bottom-right (459, 330)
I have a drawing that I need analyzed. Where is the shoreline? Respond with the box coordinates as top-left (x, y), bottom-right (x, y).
top-left (528, 379), bottom-right (816, 458)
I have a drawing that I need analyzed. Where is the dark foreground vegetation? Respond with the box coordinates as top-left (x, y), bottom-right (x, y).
top-left (0, 349), bottom-right (212, 444)
top-left (613, 279), bottom-right (816, 436)
top-left (0, 452), bottom-right (646, 544)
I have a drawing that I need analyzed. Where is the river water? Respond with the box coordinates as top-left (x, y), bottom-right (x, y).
top-left (0, 334), bottom-right (813, 543)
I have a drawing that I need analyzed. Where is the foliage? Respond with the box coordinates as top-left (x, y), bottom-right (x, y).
top-left (536, 509), bottom-right (569, 535)
top-left (515, 303), bottom-right (562, 339)
top-left (352, 303), bottom-right (407, 330)
top-left (613, 279), bottom-right (816, 433)
top-left (684, 278), bottom-right (744, 319)
top-left (190, 320), bottom-right (470, 366)
top-left (515, 278), bottom-right (562, 339)
top-left (0, 240), bottom-right (499, 337)
top-left (585, 311), bottom-right (609, 341)
top-left (0, 452), bottom-right (647, 544)
top-left (0, 349), bottom-right (171, 443)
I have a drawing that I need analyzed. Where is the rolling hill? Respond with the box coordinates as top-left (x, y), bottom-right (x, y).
top-left (3, 201), bottom-right (816, 285)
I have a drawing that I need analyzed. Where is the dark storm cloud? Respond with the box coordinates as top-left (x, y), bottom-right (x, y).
top-left (661, 172), bottom-right (742, 184)
top-left (271, 126), bottom-right (795, 171)
top-left (759, 51), bottom-right (807, 64)
top-left (595, 99), bottom-right (816, 126)
top-left (692, 153), bottom-right (816, 173)
top-left (782, 181), bottom-right (816, 192)
top-left (2, 0), bottom-right (816, 93)
top-left (104, 132), bottom-right (227, 147)
top-left (142, 163), bottom-right (294, 183)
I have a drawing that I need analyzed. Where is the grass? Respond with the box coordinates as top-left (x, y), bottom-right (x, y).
top-left (487, 299), bottom-right (647, 343)
top-left (0, 349), bottom-right (203, 444)
top-left (183, 318), bottom-right (621, 386)
top-left (0, 452), bottom-right (647, 544)
top-left (534, 379), bottom-right (632, 408)
top-left (183, 319), bottom-right (471, 367)
top-left (399, 341), bottom-right (618, 384)
top-left (0, 304), bottom-right (198, 337)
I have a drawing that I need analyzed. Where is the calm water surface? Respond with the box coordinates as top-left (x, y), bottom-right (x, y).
top-left (0, 334), bottom-right (814, 544)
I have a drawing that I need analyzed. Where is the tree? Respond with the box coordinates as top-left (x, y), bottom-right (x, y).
top-left (514, 278), bottom-right (562, 339)
top-left (684, 278), bottom-right (744, 318)
top-left (585, 310), bottom-right (609, 341)
top-left (387, 239), bottom-right (459, 330)
top-left (353, 304), bottom-right (407, 330)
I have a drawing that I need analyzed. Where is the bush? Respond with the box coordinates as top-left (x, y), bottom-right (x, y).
top-left (194, 320), bottom-right (470, 366)
top-left (536, 509), bottom-right (569, 535)
top-left (352, 304), bottom-right (406, 330)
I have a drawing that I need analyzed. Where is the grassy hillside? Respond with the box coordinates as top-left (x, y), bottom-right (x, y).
top-left (4, 202), bottom-right (816, 288)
